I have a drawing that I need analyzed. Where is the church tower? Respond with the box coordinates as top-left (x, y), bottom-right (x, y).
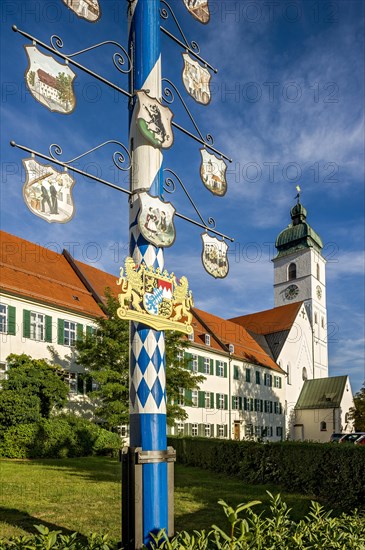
top-left (273, 198), bottom-right (328, 378)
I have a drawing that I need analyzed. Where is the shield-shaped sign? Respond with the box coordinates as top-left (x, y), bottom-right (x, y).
top-left (137, 192), bottom-right (176, 248)
top-left (201, 233), bottom-right (229, 279)
top-left (183, 0), bottom-right (210, 24)
top-left (136, 90), bottom-right (174, 149)
top-left (182, 53), bottom-right (211, 105)
top-left (61, 0), bottom-right (101, 22)
top-left (24, 45), bottom-right (76, 114)
top-left (22, 158), bottom-right (76, 224)
top-left (200, 149), bottom-right (227, 196)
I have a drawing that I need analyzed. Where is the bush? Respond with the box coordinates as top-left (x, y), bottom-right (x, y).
top-left (168, 437), bottom-right (365, 511)
top-left (0, 415), bottom-right (121, 459)
top-left (1, 495), bottom-right (365, 549)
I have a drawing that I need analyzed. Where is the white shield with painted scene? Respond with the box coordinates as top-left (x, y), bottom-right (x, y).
top-left (22, 158), bottom-right (76, 224)
top-left (182, 53), bottom-right (211, 105)
top-left (201, 233), bottom-right (229, 279)
top-left (137, 192), bottom-right (176, 248)
top-left (136, 90), bottom-right (174, 149)
top-left (24, 45), bottom-right (76, 114)
top-left (200, 149), bottom-right (227, 196)
top-left (183, 0), bottom-right (210, 24)
top-left (61, 0), bottom-right (101, 22)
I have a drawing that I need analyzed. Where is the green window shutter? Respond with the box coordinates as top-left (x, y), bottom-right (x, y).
top-left (185, 389), bottom-right (192, 406)
top-left (23, 309), bottom-right (31, 338)
top-left (185, 352), bottom-right (192, 371)
top-left (244, 397), bottom-right (248, 411)
top-left (210, 424), bottom-right (214, 437)
top-left (77, 323), bottom-right (84, 341)
top-left (224, 362), bottom-right (227, 378)
top-left (210, 359), bottom-right (214, 375)
top-left (45, 315), bottom-right (52, 342)
top-left (279, 377), bottom-right (282, 389)
top-left (184, 424), bottom-right (189, 436)
top-left (269, 375), bottom-right (273, 387)
top-left (215, 360), bottom-right (219, 376)
top-left (58, 319), bottom-right (64, 345)
top-left (232, 396), bottom-right (235, 409)
top-left (210, 392), bottom-right (214, 409)
top-left (216, 393), bottom-right (220, 409)
top-left (198, 424), bottom-right (204, 437)
top-left (7, 306), bottom-right (16, 336)
top-left (224, 394), bottom-right (228, 410)
top-left (198, 356), bottom-right (204, 373)
top-left (256, 371), bottom-right (260, 384)
top-left (260, 399), bottom-right (263, 412)
top-left (198, 391), bottom-right (205, 408)
top-left (86, 325), bottom-right (94, 338)
top-left (77, 373), bottom-right (84, 394)
top-left (233, 365), bottom-right (239, 380)
top-left (239, 397), bottom-right (243, 410)
top-left (246, 369), bottom-right (251, 383)
top-left (224, 425), bottom-right (228, 438)
top-left (85, 375), bottom-right (93, 394)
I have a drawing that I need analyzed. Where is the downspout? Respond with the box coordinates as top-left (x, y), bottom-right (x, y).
top-left (228, 348), bottom-right (232, 440)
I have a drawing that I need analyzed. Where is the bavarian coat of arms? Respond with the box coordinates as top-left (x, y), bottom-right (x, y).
top-left (136, 90), bottom-right (174, 149)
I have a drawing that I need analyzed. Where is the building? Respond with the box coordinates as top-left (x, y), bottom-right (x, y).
top-left (0, 199), bottom-right (355, 440)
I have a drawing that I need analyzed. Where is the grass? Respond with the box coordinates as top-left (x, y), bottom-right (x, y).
top-left (0, 457), bottom-right (321, 541)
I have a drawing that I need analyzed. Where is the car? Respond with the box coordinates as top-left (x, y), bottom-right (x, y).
top-left (339, 432), bottom-right (365, 444)
top-left (354, 434), bottom-right (365, 446)
top-left (329, 432), bottom-right (346, 442)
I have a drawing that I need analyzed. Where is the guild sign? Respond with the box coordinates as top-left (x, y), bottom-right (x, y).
top-left (136, 90), bottom-right (174, 149)
top-left (182, 53), bottom-right (211, 105)
top-left (22, 158), bottom-right (76, 224)
top-left (183, 0), bottom-right (210, 24)
top-left (117, 258), bottom-right (194, 334)
top-left (200, 149), bottom-right (227, 196)
top-left (201, 233), bottom-right (229, 279)
top-left (24, 45), bottom-right (76, 114)
top-left (61, 0), bottom-right (101, 22)
top-left (137, 192), bottom-right (176, 248)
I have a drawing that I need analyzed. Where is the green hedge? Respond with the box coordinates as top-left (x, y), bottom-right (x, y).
top-left (1, 496), bottom-right (365, 549)
top-left (0, 415), bottom-right (121, 459)
top-left (168, 437), bottom-right (365, 510)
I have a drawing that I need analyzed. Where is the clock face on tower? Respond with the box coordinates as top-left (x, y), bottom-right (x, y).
top-left (284, 284), bottom-right (299, 300)
top-left (316, 285), bottom-right (322, 299)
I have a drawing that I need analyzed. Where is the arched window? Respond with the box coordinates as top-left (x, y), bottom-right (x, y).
top-left (314, 312), bottom-right (318, 324)
top-left (288, 263), bottom-right (297, 280)
top-left (302, 367), bottom-right (308, 381)
top-left (320, 421), bottom-right (327, 431)
top-left (321, 317), bottom-right (325, 329)
top-left (316, 263), bottom-right (320, 281)
top-left (287, 364), bottom-right (291, 385)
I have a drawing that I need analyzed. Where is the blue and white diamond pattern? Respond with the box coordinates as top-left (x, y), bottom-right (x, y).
top-left (130, 327), bottom-right (166, 414)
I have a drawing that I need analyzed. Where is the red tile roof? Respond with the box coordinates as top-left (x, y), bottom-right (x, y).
top-left (191, 308), bottom-right (284, 373)
top-left (229, 302), bottom-right (303, 335)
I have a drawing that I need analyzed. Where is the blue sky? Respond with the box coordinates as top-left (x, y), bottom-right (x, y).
top-left (1, 0), bottom-right (364, 393)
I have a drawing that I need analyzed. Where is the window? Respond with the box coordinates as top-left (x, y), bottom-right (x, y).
top-left (67, 372), bottom-right (78, 394)
top-left (177, 350), bottom-right (184, 363)
top-left (64, 320), bottom-right (76, 346)
top-left (205, 392), bottom-right (212, 409)
top-left (320, 421), bottom-right (327, 431)
top-left (203, 357), bottom-right (210, 374)
top-left (245, 369), bottom-right (251, 383)
top-left (192, 355), bottom-right (198, 372)
top-left (316, 263), bottom-right (320, 281)
top-left (274, 376), bottom-right (282, 388)
top-left (192, 423), bottom-right (198, 436)
top-left (204, 424), bottom-right (211, 437)
top-left (314, 312), bottom-right (318, 324)
top-left (229, 344), bottom-right (234, 354)
top-left (255, 425), bottom-right (261, 437)
top-left (288, 263), bottom-right (297, 280)
top-left (218, 393), bottom-right (224, 409)
top-left (321, 317), bottom-right (325, 329)
top-left (276, 426), bottom-right (283, 437)
top-left (30, 312), bottom-right (45, 341)
top-left (232, 396), bottom-right (240, 410)
top-left (177, 423), bottom-right (184, 435)
top-left (264, 400), bottom-right (273, 413)
top-left (120, 425), bottom-right (129, 437)
top-left (178, 387), bottom-right (184, 406)
top-left (218, 424), bottom-right (225, 438)
top-left (255, 371), bottom-right (261, 384)
top-left (245, 423), bottom-right (253, 437)
top-left (205, 334), bottom-right (211, 346)
top-left (188, 331), bottom-right (194, 341)
top-left (192, 390), bottom-right (198, 407)
top-left (274, 402), bottom-right (283, 414)
top-left (0, 304), bottom-right (7, 333)
top-left (217, 360), bottom-right (224, 377)
top-left (264, 373), bottom-right (272, 387)
top-left (302, 367), bottom-right (308, 381)
top-left (244, 397), bottom-right (254, 411)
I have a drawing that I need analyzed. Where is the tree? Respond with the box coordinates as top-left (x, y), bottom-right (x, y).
top-left (3, 354), bottom-right (69, 418)
top-left (0, 390), bottom-right (41, 431)
top-left (348, 382), bottom-right (365, 431)
top-left (56, 72), bottom-right (74, 109)
top-left (76, 291), bottom-right (204, 429)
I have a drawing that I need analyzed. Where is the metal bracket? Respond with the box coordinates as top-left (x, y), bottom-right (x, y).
top-left (136, 448), bottom-right (176, 464)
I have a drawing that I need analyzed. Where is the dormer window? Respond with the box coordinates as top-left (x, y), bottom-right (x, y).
top-left (229, 343), bottom-right (234, 354)
top-left (205, 334), bottom-right (211, 346)
top-left (188, 331), bottom-right (194, 342)
top-left (288, 263), bottom-right (297, 280)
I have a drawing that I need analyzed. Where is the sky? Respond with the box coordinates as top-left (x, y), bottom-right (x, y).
top-left (1, 0), bottom-right (364, 393)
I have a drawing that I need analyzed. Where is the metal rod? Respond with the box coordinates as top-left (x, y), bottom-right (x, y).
top-left (12, 25), bottom-right (132, 98)
top-left (174, 211), bottom-right (234, 241)
top-left (10, 141), bottom-right (132, 196)
top-left (160, 26), bottom-right (217, 73)
top-left (171, 121), bottom-right (232, 162)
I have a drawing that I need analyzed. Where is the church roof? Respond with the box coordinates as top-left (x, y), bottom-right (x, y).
top-left (275, 201), bottom-right (323, 258)
top-left (295, 376), bottom-right (349, 409)
top-left (229, 302), bottom-right (303, 335)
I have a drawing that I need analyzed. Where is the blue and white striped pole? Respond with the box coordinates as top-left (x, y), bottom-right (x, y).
top-left (128, 0), bottom-right (168, 545)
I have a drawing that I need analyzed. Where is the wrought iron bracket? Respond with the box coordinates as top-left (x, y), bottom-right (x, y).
top-left (160, 0), bottom-right (217, 73)
top-left (12, 25), bottom-right (132, 99)
top-left (164, 168), bottom-right (234, 242)
top-left (49, 140), bottom-right (132, 172)
top-left (162, 78), bottom-right (232, 163)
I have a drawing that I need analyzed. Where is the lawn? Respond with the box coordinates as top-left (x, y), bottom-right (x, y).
top-left (0, 457), bottom-right (319, 541)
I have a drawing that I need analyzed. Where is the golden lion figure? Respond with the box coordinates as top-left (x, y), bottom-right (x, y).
top-left (171, 276), bottom-right (194, 325)
top-left (117, 258), bottom-right (144, 313)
